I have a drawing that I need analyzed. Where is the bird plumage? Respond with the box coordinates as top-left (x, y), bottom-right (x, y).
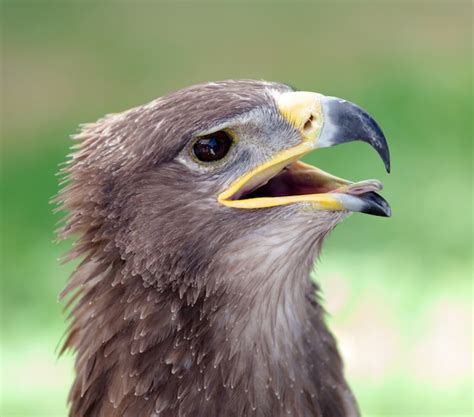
top-left (57, 80), bottom-right (389, 417)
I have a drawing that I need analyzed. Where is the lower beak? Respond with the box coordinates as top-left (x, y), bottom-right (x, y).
top-left (218, 92), bottom-right (391, 217)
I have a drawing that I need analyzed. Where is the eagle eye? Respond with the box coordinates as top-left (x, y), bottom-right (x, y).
top-left (192, 131), bottom-right (233, 162)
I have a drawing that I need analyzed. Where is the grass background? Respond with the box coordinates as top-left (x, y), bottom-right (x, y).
top-left (0, 1), bottom-right (472, 416)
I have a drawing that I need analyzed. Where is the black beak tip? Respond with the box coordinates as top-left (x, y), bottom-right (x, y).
top-left (320, 96), bottom-right (391, 174)
top-left (362, 112), bottom-right (391, 174)
top-left (360, 192), bottom-right (392, 217)
top-left (383, 153), bottom-right (391, 173)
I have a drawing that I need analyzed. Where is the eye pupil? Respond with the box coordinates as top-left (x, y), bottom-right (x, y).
top-left (193, 131), bottom-right (232, 162)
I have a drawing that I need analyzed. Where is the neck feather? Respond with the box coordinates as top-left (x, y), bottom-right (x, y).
top-left (63, 226), bottom-right (358, 417)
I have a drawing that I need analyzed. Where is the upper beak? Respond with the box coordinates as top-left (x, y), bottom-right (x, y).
top-left (218, 91), bottom-right (391, 217)
top-left (318, 95), bottom-right (390, 173)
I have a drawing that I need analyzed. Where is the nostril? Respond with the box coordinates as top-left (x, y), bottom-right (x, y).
top-left (303, 114), bottom-right (314, 131)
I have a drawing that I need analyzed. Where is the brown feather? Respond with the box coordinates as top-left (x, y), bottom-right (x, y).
top-left (57, 80), bottom-right (359, 417)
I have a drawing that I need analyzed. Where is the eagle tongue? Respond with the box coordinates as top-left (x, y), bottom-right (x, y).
top-left (332, 179), bottom-right (383, 196)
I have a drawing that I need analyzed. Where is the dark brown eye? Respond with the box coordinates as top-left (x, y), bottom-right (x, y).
top-left (192, 131), bottom-right (233, 162)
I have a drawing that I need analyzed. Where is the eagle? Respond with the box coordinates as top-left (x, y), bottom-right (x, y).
top-left (56, 80), bottom-right (390, 417)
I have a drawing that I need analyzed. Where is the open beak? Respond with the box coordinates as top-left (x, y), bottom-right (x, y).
top-left (218, 92), bottom-right (391, 217)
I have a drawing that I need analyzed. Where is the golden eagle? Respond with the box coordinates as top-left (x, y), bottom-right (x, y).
top-left (57, 80), bottom-right (390, 417)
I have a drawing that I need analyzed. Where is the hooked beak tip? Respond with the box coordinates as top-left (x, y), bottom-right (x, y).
top-left (319, 96), bottom-right (391, 173)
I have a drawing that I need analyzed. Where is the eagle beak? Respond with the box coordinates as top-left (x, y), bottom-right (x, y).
top-left (318, 96), bottom-right (390, 173)
top-left (218, 91), bottom-right (391, 217)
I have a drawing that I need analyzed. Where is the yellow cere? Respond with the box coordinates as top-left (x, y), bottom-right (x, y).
top-left (276, 91), bottom-right (324, 141)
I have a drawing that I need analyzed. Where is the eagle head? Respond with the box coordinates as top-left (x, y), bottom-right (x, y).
top-left (57, 80), bottom-right (390, 417)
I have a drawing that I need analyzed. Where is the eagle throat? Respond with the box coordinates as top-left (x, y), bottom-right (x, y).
top-left (62, 219), bottom-right (358, 417)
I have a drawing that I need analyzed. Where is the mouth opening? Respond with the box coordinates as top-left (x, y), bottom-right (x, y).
top-left (236, 161), bottom-right (347, 200)
top-left (219, 158), bottom-right (390, 217)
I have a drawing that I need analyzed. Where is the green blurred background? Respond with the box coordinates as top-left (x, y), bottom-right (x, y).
top-left (1, 1), bottom-right (472, 416)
